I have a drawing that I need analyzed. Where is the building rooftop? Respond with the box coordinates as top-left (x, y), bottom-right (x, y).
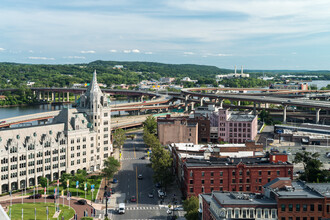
top-left (273, 181), bottom-right (324, 199)
top-left (305, 183), bottom-right (330, 197)
top-left (171, 143), bottom-right (247, 152)
top-left (212, 191), bottom-right (277, 206)
top-left (228, 112), bottom-right (256, 122)
top-left (185, 156), bottom-right (291, 167)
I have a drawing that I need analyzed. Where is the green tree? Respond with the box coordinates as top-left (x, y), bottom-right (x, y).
top-left (60, 173), bottom-right (73, 189)
top-left (143, 116), bottom-right (157, 135)
top-left (293, 151), bottom-right (325, 182)
top-left (150, 144), bottom-right (173, 189)
top-left (112, 128), bottom-right (126, 149)
top-left (39, 177), bottom-right (48, 188)
top-left (183, 196), bottom-right (199, 220)
top-left (143, 128), bottom-right (160, 149)
top-left (102, 156), bottom-right (120, 184)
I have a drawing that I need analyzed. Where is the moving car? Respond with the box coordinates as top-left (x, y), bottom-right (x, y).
top-left (148, 192), bottom-right (154, 198)
top-left (118, 203), bottom-right (125, 214)
top-left (130, 196), bottom-right (136, 202)
top-left (28, 194), bottom-right (41, 199)
top-left (158, 189), bottom-right (166, 198)
top-left (138, 174), bottom-right (143, 180)
top-left (77, 199), bottom-right (87, 205)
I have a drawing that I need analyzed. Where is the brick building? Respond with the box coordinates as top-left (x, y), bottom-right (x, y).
top-left (210, 108), bottom-right (258, 143)
top-left (201, 191), bottom-right (278, 220)
top-left (182, 153), bottom-right (293, 198)
top-left (201, 178), bottom-right (330, 220)
top-left (157, 114), bottom-right (210, 145)
top-left (264, 178), bottom-right (330, 220)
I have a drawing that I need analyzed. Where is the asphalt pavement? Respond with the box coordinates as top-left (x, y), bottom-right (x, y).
top-left (110, 131), bottom-right (172, 220)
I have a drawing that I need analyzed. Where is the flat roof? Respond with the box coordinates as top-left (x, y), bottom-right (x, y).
top-left (212, 191), bottom-right (277, 206)
top-left (275, 182), bottom-right (324, 199)
top-left (172, 143), bottom-right (247, 152)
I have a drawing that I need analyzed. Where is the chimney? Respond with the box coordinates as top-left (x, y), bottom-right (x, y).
top-left (241, 66), bottom-right (243, 74)
top-left (234, 65), bottom-right (237, 74)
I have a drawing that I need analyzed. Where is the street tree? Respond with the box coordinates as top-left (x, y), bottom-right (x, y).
top-left (143, 115), bottom-right (157, 134)
top-left (150, 144), bottom-right (173, 188)
top-left (293, 151), bottom-right (325, 182)
top-left (143, 128), bottom-right (160, 149)
top-left (113, 128), bottom-right (126, 149)
top-left (102, 156), bottom-right (120, 184)
top-left (183, 196), bottom-right (199, 220)
top-left (39, 177), bottom-right (48, 188)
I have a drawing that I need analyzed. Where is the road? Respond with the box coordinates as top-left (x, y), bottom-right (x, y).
top-left (111, 131), bottom-right (170, 220)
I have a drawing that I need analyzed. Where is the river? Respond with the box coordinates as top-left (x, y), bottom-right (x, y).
top-left (0, 100), bottom-right (129, 120)
top-left (310, 80), bottom-right (330, 89)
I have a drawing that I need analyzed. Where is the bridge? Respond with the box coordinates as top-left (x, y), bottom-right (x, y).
top-left (179, 87), bottom-right (330, 124)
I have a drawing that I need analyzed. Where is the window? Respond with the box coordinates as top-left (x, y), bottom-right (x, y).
top-left (201, 172), bottom-right (205, 177)
top-left (310, 204), bottom-right (314, 211)
top-left (289, 218), bottom-right (292, 220)
top-left (303, 204), bottom-right (307, 211)
top-left (190, 171), bottom-right (193, 177)
top-left (277, 170), bottom-right (280, 175)
top-left (210, 179), bottom-right (214, 184)
top-left (232, 170), bottom-right (236, 176)
top-left (239, 179), bottom-right (243, 183)
top-left (303, 218), bottom-right (307, 220)
top-left (289, 204), bottom-right (293, 211)
top-left (259, 171), bottom-right (262, 176)
top-left (246, 178), bottom-right (250, 183)
top-left (201, 180), bottom-right (204, 184)
top-left (268, 171), bottom-right (271, 175)
top-left (232, 179), bottom-right (235, 183)
top-left (220, 171), bottom-right (223, 176)
top-left (201, 187), bottom-right (204, 193)
top-left (189, 180), bottom-right (193, 184)
top-left (220, 179), bottom-right (223, 184)
top-left (296, 204), bottom-right (300, 211)
top-left (246, 170), bottom-right (250, 176)
top-left (210, 172), bottom-right (214, 177)
top-left (281, 204), bottom-right (286, 212)
top-left (296, 218), bottom-right (300, 220)
top-left (281, 217), bottom-right (286, 220)
top-left (318, 204), bottom-right (322, 212)
top-left (189, 187), bottom-right (193, 193)
top-left (239, 170), bottom-right (242, 176)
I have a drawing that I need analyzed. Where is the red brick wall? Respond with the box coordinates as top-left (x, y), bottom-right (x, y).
top-left (202, 196), bottom-right (214, 220)
top-left (277, 198), bottom-right (325, 219)
top-left (183, 163), bottom-right (293, 198)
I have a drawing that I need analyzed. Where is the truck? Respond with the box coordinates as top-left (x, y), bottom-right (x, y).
top-left (118, 203), bottom-right (125, 214)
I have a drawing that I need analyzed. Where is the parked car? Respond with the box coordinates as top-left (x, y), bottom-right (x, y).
top-left (130, 196), bottom-right (136, 202)
top-left (138, 174), bottom-right (143, 180)
top-left (77, 199), bottom-right (87, 205)
top-left (148, 192), bottom-right (154, 198)
top-left (112, 178), bottom-right (118, 183)
top-left (140, 156), bottom-right (146, 160)
top-left (28, 194), bottom-right (41, 199)
top-left (46, 194), bottom-right (59, 199)
top-left (155, 183), bottom-right (161, 188)
top-left (0, 121), bottom-right (6, 124)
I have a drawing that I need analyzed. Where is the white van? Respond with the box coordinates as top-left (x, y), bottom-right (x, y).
top-left (118, 203), bottom-right (125, 214)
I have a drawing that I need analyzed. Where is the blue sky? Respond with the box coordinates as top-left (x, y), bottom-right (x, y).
top-left (0, 0), bottom-right (330, 70)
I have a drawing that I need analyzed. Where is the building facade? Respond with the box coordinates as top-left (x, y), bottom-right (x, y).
top-left (211, 108), bottom-right (258, 143)
top-left (270, 82), bottom-right (309, 90)
top-left (0, 71), bottom-right (112, 193)
top-left (182, 154), bottom-right (293, 198)
top-left (157, 115), bottom-right (198, 145)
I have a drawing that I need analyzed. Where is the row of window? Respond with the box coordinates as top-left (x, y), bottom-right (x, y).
top-left (281, 204), bottom-right (322, 212)
top-left (189, 185), bottom-right (262, 193)
top-left (282, 217), bottom-right (322, 220)
top-left (192, 170), bottom-right (285, 177)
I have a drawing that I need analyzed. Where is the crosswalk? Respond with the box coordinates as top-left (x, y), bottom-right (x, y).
top-left (126, 206), bottom-right (163, 210)
top-left (121, 157), bottom-right (138, 160)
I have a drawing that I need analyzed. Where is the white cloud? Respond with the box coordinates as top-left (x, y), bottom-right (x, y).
top-left (123, 50), bottom-right (131, 53)
top-left (183, 52), bottom-right (194, 55)
top-left (145, 52), bottom-right (153, 54)
top-left (28, 50), bottom-right (34, 53)
top-left (132, 49), bottom-right (140, 53)
top-left (80, 50), bottom-right (95, 54)
top-left (28, 57), bottom-right (55, 60)
top-left (63, 56), bottom-right (86, 59)
top-left (291, 52), bottom-right (297, 55)
top-left (109, 49), bottom-right (117, 53)
top-left (0, 48), bottom-right (5, 51)
top-left (215, 53), bottom-right (232, 57)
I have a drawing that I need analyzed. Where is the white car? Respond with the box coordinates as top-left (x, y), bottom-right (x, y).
top-left (167, 209), bottom-right (173, 215)
top-left (158, 189), bottom-right (166, 198)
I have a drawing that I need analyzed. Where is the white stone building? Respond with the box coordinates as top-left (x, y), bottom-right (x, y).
top-left (0, 71), bottom-right (112, 193)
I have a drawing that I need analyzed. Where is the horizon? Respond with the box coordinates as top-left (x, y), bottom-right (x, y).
top-left (1, 1), bottom-right (330, 70)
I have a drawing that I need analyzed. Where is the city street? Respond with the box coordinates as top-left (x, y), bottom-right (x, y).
top-left (111, 131), bottom-right (170, 220)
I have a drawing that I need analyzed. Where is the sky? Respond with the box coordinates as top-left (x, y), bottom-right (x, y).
top-left (0, 0), bottom-right (330, 70)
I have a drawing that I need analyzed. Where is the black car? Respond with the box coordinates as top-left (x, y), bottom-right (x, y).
top-left (77, 199), bottom-right (87, 205)
top-left (46, 194), bottom-right (59, 199)
top-left (28, 194), bottom-right (42, 199)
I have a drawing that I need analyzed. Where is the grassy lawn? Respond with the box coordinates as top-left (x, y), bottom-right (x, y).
top-left (46, 177), bottom-right (102, 201)
top-left (8, 202), bottom-right (74, 220)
